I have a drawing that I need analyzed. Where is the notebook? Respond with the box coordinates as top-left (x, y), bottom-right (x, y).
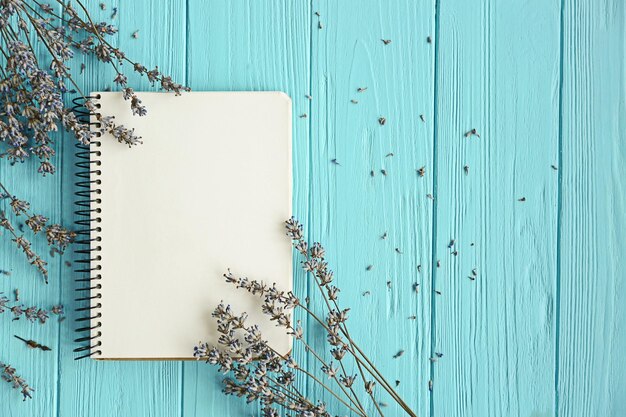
top-left (74, 92), bottom-right (293, 360)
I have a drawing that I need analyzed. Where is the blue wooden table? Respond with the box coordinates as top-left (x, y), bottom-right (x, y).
top-left (1, 1), bottom-right (625, 416)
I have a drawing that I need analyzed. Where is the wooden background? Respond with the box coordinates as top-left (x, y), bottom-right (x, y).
top-left (1, 0), bottom-right (625, 416)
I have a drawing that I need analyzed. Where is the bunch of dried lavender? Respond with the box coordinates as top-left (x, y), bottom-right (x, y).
top-left (0, 0), bottom-right (188, 172)
top-left (0, 362), bottom-right (33, 400)
top-left (0, 0), bottom-right (187, 278)
top-left (0, 181), bottom-right (75, 282)
top-left (194, 218), bottom-right (418, 417)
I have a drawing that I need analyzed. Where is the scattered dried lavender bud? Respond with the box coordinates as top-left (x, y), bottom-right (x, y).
top-left (299, 113), bottom-right (308, 118)
top-left (362, 291), bottom-right (371, 297)
top-left (448, 239), bottom-right (455, 248)
top-left (465, 128), bottom-right (480, 138)
top-left (427, 36), bottom-right (432, 43)
top-left (386, 152), bottom-right (394, 158)
top-left (0, 270), bottom-right (10, 276)
top-left (452, 250), bottom-right (458, 256)
top-left (379, 402), bottom-right (389, 408)
top-left (366, 265), bottom-right (373, 271)
top-left (551, 165), bottom-right (558, 170)
top-left (435, 290), bottom-right (442, 295)
top-left (357, 87), bottom-right (368, 93)
top-left (395, 380), bottom-right (400, 387)
top-left (381, 39), bottom-right (392, 45)
top-left (381, 169), bottom-right (387, 176)
top-left (413, 283), bottom-right (420, 293)
top-left (471, 268), bottom-right (478, 276)
top-left (417, 166), bottom-right (426, 177)
top-left (395, 248), bottom-right (402, 254)
top-left (435, 352), bottom-right (444, 358)
top-left (351, 99), bottom-right (358, 104)
top-left (378, 117), bottom-right (386, 125)
top-left (393, 350), bottom-right (404, 359)
top-left (427, 193), bottom-right (434, 200)
top-left (420, 114), bottom-right (426, 122)
top-left (429, 380), bottom-right (433, 391)
top-left (99, 2), bottom-right (106, 10)
top-left (386, 280), bottom-right (392, 289)
top-left (417, 265), bottom-right (422, 273)
top-left (318, 21), bottom-right (323, 29)
top-left (370, 170), bottom-right (375, 177)
top-left (111, 7), bottom-right (118, 18)
top-left (436, 260), bottom-right (441, 268)
top-left (14, 289), bottom-right (19, 302)
top-left (464, 165), bottom-right (470, 175)
top-left (408, 315), bottom-right (416, 320)
top-left (331, 159), bottom-right (341, 165)
top-left (305, 94), bottom-right (312, 100)
top-left (518, 197), bottom-right (526, 202)
top-left (132, 30), bottom-right (139, 39)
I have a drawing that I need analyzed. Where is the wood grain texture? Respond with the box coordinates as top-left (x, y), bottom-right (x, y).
top-left (308, 1), bottom-right (435, 416)
top-left (557, 1), bottom-right (626, 416)
top-left (432, 1), bottom-right (561, 417)
top-left (1, 1), bottom-right (625, 416)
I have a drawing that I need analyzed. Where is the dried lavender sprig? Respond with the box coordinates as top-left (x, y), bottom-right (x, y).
top-left (0, 181), bottom-right (75, 281)
top-left (0, 292), bottom-right (63, 323)
top-left (0, 362), bottom-right (33, 400)
top-left (0, 210), bottom-right (49, 281)
top-left (300, 258), bottom-right (384, 417)
top-left (0, 181), bottom-right (75, 243)
top-left (254, 221), bottom-right (387, 413)
top-left (286, 218), bottom-right (413, 416)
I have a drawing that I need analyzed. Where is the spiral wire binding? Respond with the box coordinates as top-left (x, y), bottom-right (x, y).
top-left (71, 96), bottom-right (104, 360)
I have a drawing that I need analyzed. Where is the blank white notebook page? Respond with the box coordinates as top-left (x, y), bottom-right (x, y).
top-left (89, 92), bottom-right (292, 359)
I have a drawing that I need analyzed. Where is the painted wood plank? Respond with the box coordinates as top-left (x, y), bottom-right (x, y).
top-left (557, 1), bottom-right (626, 416)
top-left (0, 3), bottom-right (65, 414)
top-left (432, 1), bottom-right (561, 417)
top-left (0, 159), bottom-right (64, 417)
top-left (1, 2), bottom-right (625, 417)
top-left (308, 1), bottom-right (435, 416)
top-left (182, 1), bottom-right (311, 416)
top-left (57, 1), bottom-right (186, 416)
